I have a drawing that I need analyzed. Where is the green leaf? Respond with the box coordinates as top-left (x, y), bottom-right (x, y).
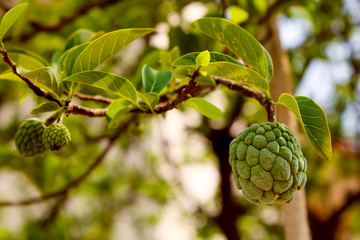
top-left (106, 98), bottom-right (130, 118)
top-left (199, 69), bottom-right (207, 77)
top-left (228, 6), bottom-right (249, 24)
top-left (173, 51), bottom-right (242, 67)
top-left (64, 29), bottom-right (96, 52)
top-left (138, 92), bottom-right (159, 113)
top-left (196, 75), bottom-right (216, 86)
top-left (60, 42), bottom-right (90, 76)
top-left (191, 17), bottom-right (272, 81)
top-left (142, 65), bottom-right (173, 93)
top-left (174, 68), bottom-right (191, 80)
top-left (0, 71), bottom-right (20, 81)
top-left (63, 71), bottom-right (138, 105)
top-left (8, 48), bottom-right (49, 68)
top-left (183, 97), bottom-right (222, 119)
top-left (175, 62), bottom-right (268, 90)
top-left (106, 98), bottom-right (131, 129)
top-left (52, 29), bottom-right (96, 68)
top-left (160, 46), bottom-right (180, 71)
top-left (0, 3), bottom-right (28, 42)
top-left (196, 50), bottom-right (211, 67)
top-left (277, 93), bottom-right (332, 160)
top-left (0, 49), bottom-right (49, 75)
top-left (70, 28), bottom-right (154, 75)
top-left (30, 102), bottom-right (60, 114)
top-left (263, 47), bottom-right (274, 82)
top-left (206, 62), bottom-right (268, 89)
top-left (22, 67), bottom-right (62, 98)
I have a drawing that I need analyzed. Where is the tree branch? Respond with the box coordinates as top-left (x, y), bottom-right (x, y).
top-left (0, 122), bottom-right (128, 207)
top-left (220, 0), bottom-right (229, 18)
top-left (214, 77), bottom-right (276, 122)
top-left (4, 0), bottom-right (119, 42)
top-left (258, 0), bottom-right (284, 25)
top-left (72, 92), bottom-right (113, 105)
top-left (0, 49), bottom-right (63, 107)
top-left (131, 70), bottom-right (201, 114)
top-left (66, 103), bottom-right (107, 117)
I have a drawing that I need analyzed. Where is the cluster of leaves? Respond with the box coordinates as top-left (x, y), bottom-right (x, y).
top-left (0, 3), bottom-right (332, 160)
top-left (0, 3), bottom-right (331, 159)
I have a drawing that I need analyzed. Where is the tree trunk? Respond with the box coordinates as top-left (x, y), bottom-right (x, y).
top-left (259, 17), bottom-right (312, 240)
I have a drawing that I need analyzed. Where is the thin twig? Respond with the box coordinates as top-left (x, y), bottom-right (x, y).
top-left (0, 49), bottom-right (63, 107)
top-left (4, 0), bottom-right (119, 42)
top-left (66, 104), bottom-right (107, 117)
top-left (0, 122), bottom-right (127, 207)
top-left (72, 92), bottom-right (113, 105)
top-left (132, 70), bottom-right (201, 114)
top-left (214, 76), bottom-right (276, 122)
top-left (66, 71), bottom-right (201, 117)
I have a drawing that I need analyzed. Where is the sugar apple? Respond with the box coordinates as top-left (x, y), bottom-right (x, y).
top-left (42, 123), bottom-right (71, 151)
top-left (229, 122), bottom-right (307, 205)
top-left (15, 118), bottom-right (47, 157)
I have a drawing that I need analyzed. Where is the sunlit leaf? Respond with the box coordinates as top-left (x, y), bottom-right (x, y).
top-left (263, 47), bottom-right (274, 82)
top-left (138, 92), bottom-right (159, 113)
top-left (174, 61), bottom-right (268, 90)
top-left (60, 42), bottom-right (90, 76)
top-left (0, 72), bottom-right (20, 81)
top-left (191, 17), bottom-right (273, 81)
top-left (196, 50), bottom-right (211, 67)
top-left (173, 51), bottom-right (242, 67)
top-left (70, 28), bottom-right (155, 75)
top-left (63, 71), bottom-right (138, 105)
top-left (228, 6), bottom-right (249, 24)
top-left (183, 97), bottom-right (222, 119)
top-left (106, 98), bottom-right (131, 129)
top-left (8, 48), bottom-right (49, 68)
top-left (0, 3), bottom-right (28, 42)
top-left (277, 93), bottom-right (332, 160)
top-left (30, 102), bottom-right (60, 114)
top-left (52, 29), bottom-right (96, 68)
top-left (64, 29), bottom-right (96, 51)
top-left (22, 67), bottom-right (62, 98)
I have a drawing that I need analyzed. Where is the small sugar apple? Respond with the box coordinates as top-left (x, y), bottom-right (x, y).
top-left (42, 123), bottom-right (71, 151)
top-left (229, 122), bottom-right (307, 205)
top-left (15, 118), bottom-right (47, 157)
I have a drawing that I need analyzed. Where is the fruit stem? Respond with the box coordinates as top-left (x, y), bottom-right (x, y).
top-left (44, 111), bottom-right (61, 126)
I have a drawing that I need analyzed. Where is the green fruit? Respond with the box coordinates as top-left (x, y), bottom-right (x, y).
top-left (15, 118), bottom-right (47, 157)
top-left (42, 124), bottom-right (71, 151)
top-left (229, 122), bottom-right (307, 205)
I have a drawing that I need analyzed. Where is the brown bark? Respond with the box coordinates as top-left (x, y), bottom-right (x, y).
top-left (259, 17), bottom-right (312, 240)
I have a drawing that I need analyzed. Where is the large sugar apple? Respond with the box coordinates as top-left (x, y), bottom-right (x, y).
top-left (15, 118), bottom-right (47, 157)
top-left (229, 122), bottom-right (307, 205)
top-left (42, 123), bottom-right (71, 151)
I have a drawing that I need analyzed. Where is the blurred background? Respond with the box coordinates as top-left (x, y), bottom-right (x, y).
top-left (0, 0), bottom-right (359, 239)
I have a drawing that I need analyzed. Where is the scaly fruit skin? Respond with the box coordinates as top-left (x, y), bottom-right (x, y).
top-left (42, 124), bottom-right (71, 151)
top-left (229, 122), bottom-right (307, 205)
top-left (15, 118), bottom-right (47, 157)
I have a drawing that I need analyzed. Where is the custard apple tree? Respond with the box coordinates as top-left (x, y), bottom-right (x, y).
top-left (0, 2), bottom-right (332, 206)
top-left (0, 0), bottom-right (333, 223)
